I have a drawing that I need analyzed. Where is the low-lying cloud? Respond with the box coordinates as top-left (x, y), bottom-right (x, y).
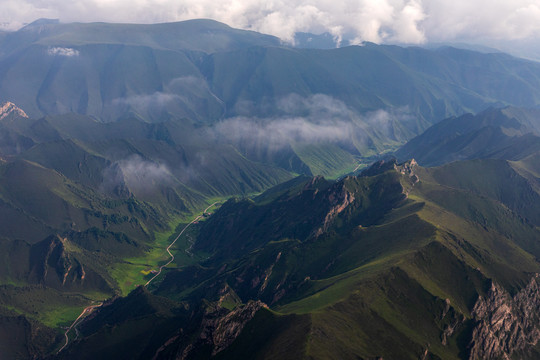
top-left (47, 47), bottom-right (79, 57)
top-left (214, 116), bottom-right (354, 150)
top-left (101, 155), bottom-right (174, 195)
top-left (118, 156), bottom-right (173, 186)
top-left (211, 94), bottom-right (413, 151)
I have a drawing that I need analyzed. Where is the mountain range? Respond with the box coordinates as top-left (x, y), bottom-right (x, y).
top-left (55, 157), bottom-right (540, 359)
top-left (2, 18), bottom-right (540, 359)
top-left (396, 107), bottom-right (540, 166)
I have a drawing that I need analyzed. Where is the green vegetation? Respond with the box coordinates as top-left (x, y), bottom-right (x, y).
top-left (4, 18), bottom-right (540, 359)
top-left (111, 200), bottom-right (223, 295)
top-left (128, 158), bottom-right (540, 359)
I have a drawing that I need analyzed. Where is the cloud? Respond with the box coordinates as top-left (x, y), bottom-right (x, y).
top-left (117, 156), bottom-right (173, 185)
top-left (212, 94), bottom-right (361, 150)
top-left (47, 47), bottom-right (79, 56)
top-left (212, 94), bottom-right (419, 152)
top-left (101, 155), bottom-right (174, 195)
top-left (4, 1), bottom-right (540, 48)
top-left (213, 116), bottom-right (354, 150)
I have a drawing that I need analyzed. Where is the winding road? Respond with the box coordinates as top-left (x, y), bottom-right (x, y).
top-left (144, 202), bottom-right (218, 287)
top-left (57, 302), bottom-right (102, 354)
top-left (56, 203), bottom-right (218, 353)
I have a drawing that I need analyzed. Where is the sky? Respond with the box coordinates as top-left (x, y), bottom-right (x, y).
top-left (2, 0), bottom-right (540, 52)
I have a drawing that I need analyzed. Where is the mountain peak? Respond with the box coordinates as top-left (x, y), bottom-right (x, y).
top-left (0, 101), bottom-right (28, 121)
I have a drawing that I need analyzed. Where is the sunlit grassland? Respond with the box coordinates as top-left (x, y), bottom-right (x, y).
top-left (109, 199), bottom-right (224, 295)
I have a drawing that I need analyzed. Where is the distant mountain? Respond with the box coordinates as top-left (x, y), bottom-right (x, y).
top-left (2, 18), bottom-right (280, 54)
top-left (396, 107), bottom-right (540, 166)
top-left (3, 20), bottom-right (540, 160)
top-left (56, 158), bottom-right (540, 359)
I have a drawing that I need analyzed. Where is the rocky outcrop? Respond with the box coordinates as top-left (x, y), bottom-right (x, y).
top-left (26, 235), bottom-right (111, 292)
top-left (469, 275), bottom-right (540, 359)
top-left (180, 301), bottom-right (267, 359)
top-left (395, 158), bottom-right (419, 183)
top-left (202, 300), bottom-right (266, 355)
top-left (29, 235), bottom-right (77, 286)
top-left (313, 182), bottom-right (355, 237)
top-left (0, 102), bottom-right (28, 121)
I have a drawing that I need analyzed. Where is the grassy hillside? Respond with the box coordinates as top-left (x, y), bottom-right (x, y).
top-left (5, 19), bottom-right (540, 359)
top-left (0, 109), bottom-right (301, 356)
top-left (54, 157), bottom-right (540, 359)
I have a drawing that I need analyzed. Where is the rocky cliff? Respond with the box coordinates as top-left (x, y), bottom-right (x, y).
top-left (178, 300), bottom-right (267, 359)
top-left (469, 274), bottom-right (540, 359)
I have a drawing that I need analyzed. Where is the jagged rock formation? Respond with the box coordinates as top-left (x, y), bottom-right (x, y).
top-left (469, 275), bottom-right (540, 359)
top-left (180, 301), bottom-right (267, 358)
top-left (29, 235), bottom-right (85, 287)
top-left (395, 158), bottom-right (419, 183)
top-left (313, 181), bottom-right (356, 237)
top-left (0, 102), bottom-right (28, 121)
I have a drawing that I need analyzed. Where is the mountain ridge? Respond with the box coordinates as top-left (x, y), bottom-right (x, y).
top-left (52, 157), bottom-right (540, 359)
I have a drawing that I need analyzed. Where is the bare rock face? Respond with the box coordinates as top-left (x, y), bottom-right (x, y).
top-left (0, 102), bottom-right (28, 121)
top-left (207, 300), bottom-right (266, 355)
top-left (469, 275), bottom-right (540, 359)
top-left (313, 182), bottom-right (355, 237)
top-left (179, 300), bottom-right (267, 359)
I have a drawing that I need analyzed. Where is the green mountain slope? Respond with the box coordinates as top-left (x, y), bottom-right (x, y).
top-left (57, 158), bottom-right (540, 359)
top-left (5, 19), bottom-right (540, 359)
top-left (0, 106), bottom-right (300, 356)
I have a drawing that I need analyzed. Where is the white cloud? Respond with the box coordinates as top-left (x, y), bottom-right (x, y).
top-left (2, 0), bottom-right (540, 47)
top-left (211, 94), bottom-right (353, 150)
top-left (117, 156), bottom-right (173, 187)
top-left (101, 155), bottom-right (174, 195)
top-left (213, 116), bottom-right (354, 150)
top-left (47, 47), bottom-right (79, 56)
top-left (211, 94), bottom-right (415, 150)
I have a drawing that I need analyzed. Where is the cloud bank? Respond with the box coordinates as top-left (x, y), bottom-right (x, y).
top-left (213, 94), bottom-right (355, 149)
top-left (211, 94), bottom-right (413, 151)
top-left (2, 0), bottom-right (540, 47)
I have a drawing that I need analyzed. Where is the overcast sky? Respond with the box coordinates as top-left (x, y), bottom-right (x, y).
top-left (2, 0), bottom-right (540, 49)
